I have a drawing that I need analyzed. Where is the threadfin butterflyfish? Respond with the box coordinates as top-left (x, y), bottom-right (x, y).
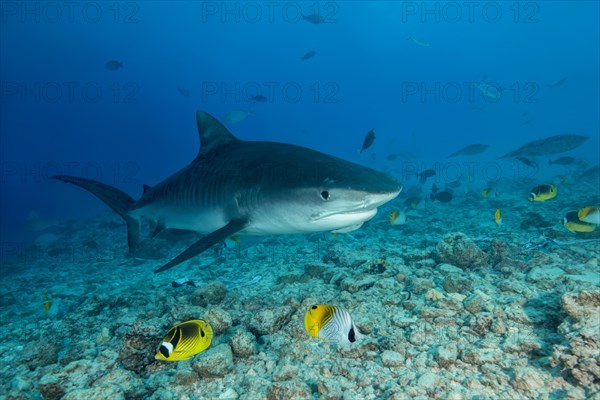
top-left (563, 211), bottom-right (597, 233)
top-left (155, 320), bottom-right (213, 361)
top-left (390, 210), bottom-right (407, 225)
top-left (495, 208), bottom-right (502, 226)
top-left (528, 184), bottom-right (557, 202)
top-left (578, 206), bottom-right (600, 224)
top-left (304, 304), bottom-right (361, 345)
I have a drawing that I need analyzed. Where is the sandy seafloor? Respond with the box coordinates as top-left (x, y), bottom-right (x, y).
top-left (1, 185), bottom-right (599, 400)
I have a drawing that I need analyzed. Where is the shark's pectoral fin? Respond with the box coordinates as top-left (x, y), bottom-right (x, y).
top-left (151, 221), bottom-right (167, 239)
top-left (154, 218), bottom-right (249, 273)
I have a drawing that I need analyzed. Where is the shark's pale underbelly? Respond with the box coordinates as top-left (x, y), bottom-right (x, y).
top-left (131, 205), bottom-right (227, 234)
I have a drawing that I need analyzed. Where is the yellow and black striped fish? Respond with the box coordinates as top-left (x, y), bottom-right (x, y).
top-left (155, 320), bottom-right (213, 361)
top-left (529, 184), bottom-right (557, 202)
top-left (563, 211), bottom-right (597, 233)
top-left (304, 304), bottom-right (360, 345)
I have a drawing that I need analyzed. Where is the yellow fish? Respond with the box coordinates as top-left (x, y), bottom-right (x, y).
top-left (304, 304), bottom-right (360, 345)
top-left (495, 208), bottom-right (502, 226)
top-left (563, 211), bottom-right (597, 233)
top-left (43, 293), bottom-right (52, 315)
top-left (404, 197), bottom-right (421, 209)
top-left (155, 320), bottom-right (213, 361)
top-left (529, 184), bottom-right (557, 202)
top-left (229, 235), bottom-right (241, 245)
top-left (390, 210), bottom-right (407, 225)
top-left (482, 188), bottom-right (498, 198)
top-left (578, 206), bottom-right (600, 224)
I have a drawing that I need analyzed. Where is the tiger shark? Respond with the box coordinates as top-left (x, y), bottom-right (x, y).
top-left (55, 110), bottom-right (401, 273)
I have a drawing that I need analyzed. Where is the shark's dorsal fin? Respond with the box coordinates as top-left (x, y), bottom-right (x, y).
top-left (196, 110), bottom-right (239, 158)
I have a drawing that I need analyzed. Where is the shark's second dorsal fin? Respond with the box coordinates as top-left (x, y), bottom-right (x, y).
top-left (196, 110), bottom-right (239, 158)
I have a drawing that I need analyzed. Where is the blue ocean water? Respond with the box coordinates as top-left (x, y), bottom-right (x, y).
top-left (1, 1), bottom-right (598, 245)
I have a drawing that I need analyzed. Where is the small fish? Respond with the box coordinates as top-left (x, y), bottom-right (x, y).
top-left (387, 153), bottom-right (401, 161)
top-left (171, 279), bottom-right (197, 288)
top-left (250, 94), bottom-right (268, 103)
top-left (482, 188), bottom-right (498, 198)
top-left (360, 130), bottom-right (375, 154)
top-left (301, 50), bottom-right (316, 60)
top-left (390, 210), bottom-right (407, 225)
top-left (578, 206), bottom-right (600, 224)
top-left (303, 13), bottom-right (325, 24)
top-left (495, 208), bottom-right (502, 226)
top-left (447, 144), bottom-right (488, 158)
top-left (549, 156), bottom-right (575, 166)
top-left (415, 169), bottom-right (435, 183)
top-left (529, 184), bottom-right (557, 202)
top-left (177, 87), bottom-right (191, 97)
top-left (479, 83), bottom-right (502, 100)
top-left (304, 304), bottom-right (361, 345)
top-left (43, 293), bottom-right (52, 315)
top-left (406, 35), bottom-right (431, 47)
top-left (105, 60), bottom-right (123, 71)
top-left (224, 110), bottom-right (252, 124)
top-left (549, 77), bottom-right (567, 88)
top-left (430, 190), bottom-right (453, 203)
top-left (155, 320), bottom-right (213, 361)
top-left (563, 211), bottom-right (597, 233)
top-left (229, 235), bottom-right (241, 245)
top-left (404, 197), bottom-right (422, 209)
top-left (515, 157), bottom-right (535, 167)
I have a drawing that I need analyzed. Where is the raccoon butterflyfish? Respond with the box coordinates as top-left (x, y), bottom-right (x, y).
top-left (562, 211), bottom-right (597, 233)
top-left (482, 187), bottom-right (498, 198)
top-left (578, 206), bottom-right (600, 224)
top-left (528, 184), bottom-right (557, 202)
top-left (495, 208), bottom-right (502, 226)
top-left (404, 197), bottom-right (422, 209)
top-left (43, 293), bottom-right (52, 315)
top-left (304, 304), bottom-right (361, 345)
top-left (155, 320), bottom-right (213, 361)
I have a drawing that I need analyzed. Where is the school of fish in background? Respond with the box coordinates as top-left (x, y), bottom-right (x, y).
top-left (367, 133), bottom-right (599, 235)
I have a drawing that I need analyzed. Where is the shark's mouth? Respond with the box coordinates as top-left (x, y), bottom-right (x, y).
top-left (312, 208), bottom-right (377, 223)
top-left (313, 190), bottom-right (400, 222)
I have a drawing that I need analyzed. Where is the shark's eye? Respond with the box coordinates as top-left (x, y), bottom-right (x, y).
top-left (320, 190), bottom-right (330, 201)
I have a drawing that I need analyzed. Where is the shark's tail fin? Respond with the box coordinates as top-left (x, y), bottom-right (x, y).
top-left (53, 175), bottom-right (141, 251)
